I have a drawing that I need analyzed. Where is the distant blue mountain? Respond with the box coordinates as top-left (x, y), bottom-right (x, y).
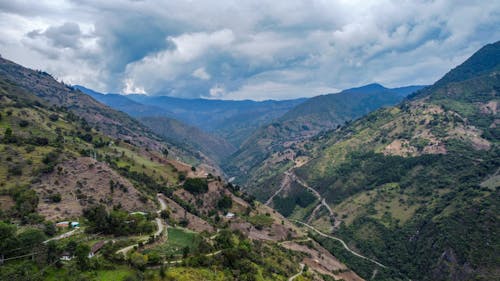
top-left (75, 85), bottom-right (308, 147)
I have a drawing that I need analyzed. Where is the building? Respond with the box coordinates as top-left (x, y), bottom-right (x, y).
top-left (60, 252), bottom-right (73, 261)
top-left (55, 221), bottom-right (69, 228)
top-left (225, 212), bottom-right (235, 219)
top-left (70, 221), bottom-right (80, 228)
top-left (88, 241), bottom-right (106, 258)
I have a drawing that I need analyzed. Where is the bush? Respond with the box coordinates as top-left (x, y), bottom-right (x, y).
top-left (48, 114), bottom-right (59, 122)
top-left (18, 120), bottom-right (29, 127)
top-left (183, 178), bottom-right (208, 194)
top-left (217, 195), bottom-right (233, 210)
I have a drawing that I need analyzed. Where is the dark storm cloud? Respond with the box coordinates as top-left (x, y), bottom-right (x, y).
top-left (1, 0), bottom-right (499, 100)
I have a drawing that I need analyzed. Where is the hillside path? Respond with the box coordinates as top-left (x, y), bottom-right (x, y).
top-left (292, 220), bottom-right (386, 268)
top-left (43, 228), bottom-right (81, 244)
top-left (291, 171), bottom-right (334, 217)
top-left (288, 263), bottom-right (305, 281)
top-left (116, 194), bottom-right (168, 255)
top-left (265, 169), bottom-right (293, 206)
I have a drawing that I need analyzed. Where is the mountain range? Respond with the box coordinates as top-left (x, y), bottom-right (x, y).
top-left (0, 40), bottom-right (498, 281)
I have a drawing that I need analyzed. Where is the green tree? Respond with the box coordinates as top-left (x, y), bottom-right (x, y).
top-left (75, 243), bottom-right (90, 270)
top-left (130, 252), bottom-right (148, 270)
top-left (0, 222), bottom-right (17, 254)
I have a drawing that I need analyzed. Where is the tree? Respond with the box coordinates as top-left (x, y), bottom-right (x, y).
top-left (183, 178), bottom-right (208, 194)
top-left (46, 240), bottom-right (59, 264)
top-left (17, 228), bottom-right (46, 251)
top-left (0, 222), bottom-right (17, 254)
top-left (43, 221), bottom-right (56, 236)
top-left (75, 243), bottom-right (90, 270)
top-left (3, 127), bottom-right (13, 143)
top-left (217, 195), bottom-right (233, 210)
top-left (130, 252), bottom-right (148, 270)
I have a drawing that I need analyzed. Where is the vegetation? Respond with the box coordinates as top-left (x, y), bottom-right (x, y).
top-left (83, 205), bottom-right (154, 236)
top-left (183, 178), bottom-right (209, 194)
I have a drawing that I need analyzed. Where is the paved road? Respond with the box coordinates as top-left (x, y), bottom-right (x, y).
top-left (292, 220), bottom-right (386, 268)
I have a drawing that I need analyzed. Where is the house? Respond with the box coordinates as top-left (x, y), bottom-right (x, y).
top-left (130, 211), bottom-right (148, 216)
top-left (56, 221), bottom-right (69, 228)
top-left (88, 241), bottom-right (106, 258)
top-left (70, 221), bottom-right (80, 228)
top-left (225, 212), bottom-right (235, 219)
top-left (60, 252), bottom-right (73, 261)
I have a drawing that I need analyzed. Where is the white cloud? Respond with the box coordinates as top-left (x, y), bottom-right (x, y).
top-left (0, 0), bottom-right (499, 99)
top-left (192, 67), bottom-right (211, 80)
top-left (123, 78), bottom-right (146, 94)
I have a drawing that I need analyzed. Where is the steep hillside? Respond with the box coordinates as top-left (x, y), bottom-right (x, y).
top-left (225, 84), bottom-right (424, 197)
top-left (0, 75), bottom-right (164, 222)
top-left (0, 57), bottom-right (363, 281)
top-left (126, 94), bottom-right (307, 147)
top-left (75, 86), bottom-right (236, 162)
top-left (140, 116), bottom-right (235, 162)
top-left (263, 41), bottom-right (500, 280)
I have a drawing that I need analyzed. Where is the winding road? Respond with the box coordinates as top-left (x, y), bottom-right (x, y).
top-left (288, 263), bottom-right (305, 281)
top-left (292, 220), bottom-right (386, 268)
top-left (265, 170), bottom-right (293, 206)
top-left (116, 194), bottom-right (168, 256)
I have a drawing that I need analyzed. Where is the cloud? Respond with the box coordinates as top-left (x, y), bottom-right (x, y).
top-left (0, 0), bottom-right (499, 99)
top-left (193, 67), bottom-right (211, 80)
top-left (27, 22), bottom-right (83, 49)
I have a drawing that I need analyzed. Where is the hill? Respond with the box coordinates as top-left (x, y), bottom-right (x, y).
top-left (139, 116), bottom-right (235, 162)
top-left (224, 84), bottom-right (424, 196)
top-left (124, 93), bottom-right (307, 147)
top-left (0, 57), bottom-right (363, 281)
top-left (257, 41), bottom-right (500, 280)
top-left (75, 86), bottom-right (236, 162)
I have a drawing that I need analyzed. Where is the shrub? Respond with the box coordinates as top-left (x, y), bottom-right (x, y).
top-left (18, 120), bottom-right (29, 127)
top-left (183, 178), bottom-right (208, 194)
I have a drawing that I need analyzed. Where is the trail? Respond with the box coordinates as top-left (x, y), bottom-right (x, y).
top-left (116, 194), bottom-right (168, 256)
top-left (43, 228), bottom-right (81, 244)
top-left (160, 249), bottom-right (223, 265)
top-left (288, 263), bottom-right (305, 281)
top-left (292, 220), bottom-right (386, 268)
top-left (291, 171), bottom-right (335, 219)
top-left (307, 203), bottom-right (323, 224)
top-left (265, 170), bottom-right (293, 206)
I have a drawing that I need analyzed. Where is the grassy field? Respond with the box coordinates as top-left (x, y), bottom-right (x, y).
top-left (44, 266), bottom-right (135, 281)
top-left (145, 227), bottom-right (200, 259)
top-left (248, 214), bottom-right (274, 228)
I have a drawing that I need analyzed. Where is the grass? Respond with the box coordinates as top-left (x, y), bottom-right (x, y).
top-left (248, 214), bottom-right (274, 228)
top-left (152, 267), bottom-right (228, 281)
top-left (44, 265), bottom-right (135, 281)
top-left (145, 227), bottom-right (200, 259)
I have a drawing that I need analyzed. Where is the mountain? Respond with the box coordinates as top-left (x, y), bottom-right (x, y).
top-left (255, 41), bottom-right (500, 280)
top-left (0, 57), bottom-right (363, 281)
top-left (125, 94), bottom-right (307, 147)
top-left (139, 116), bottom-right (236, 162)
top-left (224, 83), bottom-right (424, 194)
top-left (76, 85), bottom-right (236, 162)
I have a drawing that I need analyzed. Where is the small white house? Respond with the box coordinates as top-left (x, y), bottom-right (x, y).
top-left (225, 212), bottom-right (235, 219)
top-left (70, 221), bottom-right (80, 228)
top-left (60, 252), bottom-right (73, 261)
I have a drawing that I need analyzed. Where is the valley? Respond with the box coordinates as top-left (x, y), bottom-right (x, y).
top-left (0, 20), bottom-right (498, 281)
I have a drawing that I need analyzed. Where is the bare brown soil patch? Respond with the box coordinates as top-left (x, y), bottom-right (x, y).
top-left (36, 157), bottom-right (154, 221)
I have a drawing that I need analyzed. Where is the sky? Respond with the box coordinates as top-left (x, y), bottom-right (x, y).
top-left (0, 1), bottom-right (499, 100)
